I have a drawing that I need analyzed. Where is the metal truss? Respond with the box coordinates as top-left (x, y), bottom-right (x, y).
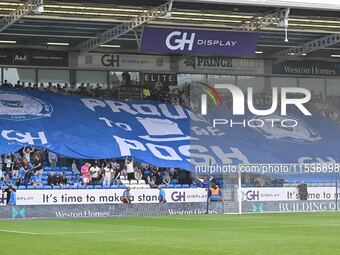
top-left (238, 8), bottom-right (290, 31)
top-left (0, 0), bottom-right (44, 33)
top-left (74, 1), bottom-right (173, 54)
top-left (273, 33), bottom-right (340, 60)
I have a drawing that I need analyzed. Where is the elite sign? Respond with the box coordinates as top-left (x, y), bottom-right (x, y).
top-left (140, 26), bottom-right (258, 56)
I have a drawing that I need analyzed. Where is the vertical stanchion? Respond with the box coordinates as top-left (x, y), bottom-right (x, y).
top-left (206, 159), bottom-right (211, 214)
top-left (336, 170), bottom-right (338, 211)
top-left (238, 165), bottom-right (242, 215)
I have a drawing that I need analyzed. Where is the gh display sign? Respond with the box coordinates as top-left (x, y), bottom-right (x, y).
top-left (140, 26), bottom-right (258, 56)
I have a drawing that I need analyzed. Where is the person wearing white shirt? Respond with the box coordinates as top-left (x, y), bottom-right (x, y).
top-left (103, 164), bottom-right (114, 186)
top-left (90, 163), bottom-right (101, 184)
top-left (125, 156), bottom-right (135, 184)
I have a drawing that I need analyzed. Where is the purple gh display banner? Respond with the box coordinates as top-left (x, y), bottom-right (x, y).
top-left (139, 26), bottom-right (258, 56)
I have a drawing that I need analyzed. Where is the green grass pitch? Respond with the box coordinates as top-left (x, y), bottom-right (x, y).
top-left (0, 212), bottom-right (339, 255)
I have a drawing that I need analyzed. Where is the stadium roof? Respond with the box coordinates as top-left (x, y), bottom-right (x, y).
top-left (0, 0), bottom-right (340, 59)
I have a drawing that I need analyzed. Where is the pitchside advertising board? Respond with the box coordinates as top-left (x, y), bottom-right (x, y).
top-left (140, 26), bottom-right (258, 56)
top-left (0, 49), bottom-right (68, 67)
top-left (15, 188), bottom-right (207, 206)
top-left (77, 53), bottom-right (171, 71)
top-left (179, 56), bottom-right (265, 75)
top-left (241, 187), bottom-right (340, 202)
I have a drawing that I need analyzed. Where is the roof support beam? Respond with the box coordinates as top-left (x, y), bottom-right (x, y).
top-left (74, 1), bottom-right (173, 54)
top-left (273, 33), bottom-right (340, 60)
top-left (0, 0), bottom-right (44, 33)
top-left (238, 8), bottom-right (290, 31)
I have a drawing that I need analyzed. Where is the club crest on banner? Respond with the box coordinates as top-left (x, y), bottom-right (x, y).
top-left (0, 91), bottom-right (53, 121)
top-left (250, 114), bottom-right (322, 144)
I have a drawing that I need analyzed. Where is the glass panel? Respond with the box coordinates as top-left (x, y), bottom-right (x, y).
top-left (76, 70), bottom-right (108, 89)
top-left (207, 75), bottom-right (236, 85)
top-left (237, 76), bottom-right (265, 93)
top-left (108, 71), bottom-right (139, 87)
top-left (177, 74), bottom-right (206, 86)
top-left (299, 78), bottom-right (325, 96)
top-left (326, 79), bottom-right (340, 96)
top-left (3, 68), bottom-right (35, 86)
top-left (270, 77), bottom-right (298, 87)
top-left (38, 69), bottom-right (69, 86)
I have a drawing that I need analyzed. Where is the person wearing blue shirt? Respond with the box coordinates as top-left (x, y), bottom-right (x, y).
top-left (122, 186), bottom-right (131, 203)
top-left (8, 188), bottom-right (16, 205)
top-left (202, 176), bottom-right (210, 188)
top-left (31, 173), bottom-right (42, 187)
top-left (158, 185), bottom-right (166, 203)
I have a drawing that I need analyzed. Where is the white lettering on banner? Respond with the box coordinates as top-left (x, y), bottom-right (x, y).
top-left (242, 187), bottom-right (340, 202)
top-left (166, 31), bottom-right (195, 51)
top-left (81, 99), bottom-right (187, 120)
top-left (2, 130), bottom-right (48, 145)
top-left (16, 189), bottom-right (207, 205)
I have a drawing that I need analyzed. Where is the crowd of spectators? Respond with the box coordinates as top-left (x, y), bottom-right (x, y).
top-left (0, 147), bottom-right (201, 190)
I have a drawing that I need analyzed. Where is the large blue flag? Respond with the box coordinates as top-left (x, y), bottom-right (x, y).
top-left (0, 88), bottom-right (338, 172)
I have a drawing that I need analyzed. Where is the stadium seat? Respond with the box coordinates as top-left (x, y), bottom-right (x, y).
top-left (103, 185), bottom-right (111, 189)
top-left (54, 167), bottom-right (61, 171)
top-left (182, 184), bottom-right (189, 188)
top-left (70, 186), bottom-right (77, 189)
top-left (44, 185), bottom-right (52, 190)
top-left (44, 167), bottom-right (51, 171)
top-left (27, 186), bottom-right (35, 190)
top-left (18, 185), bottom-right (26, 190)
top-left (190, 184), bottom-right (197, 188)
top-left (61, 167), bottom-right (69, 171)
top-left (168, 184), bottom-right (175, 188)
top-left (52, 185), bottom-right (61, 189)
top-left (77, 185), bottom-right (85, 189)
top-left (118, 185), bottom-right (126, 189)
top-left (36, 186), bottom-right (44, 190)
top-left (175, 184), bottom-right (182, 188)
top-left (86, 185), bottom-right (94, 189)
top-left (61, 185), bottom-right (70, 189)
top-left (95, 185), bottom-right (102, 189)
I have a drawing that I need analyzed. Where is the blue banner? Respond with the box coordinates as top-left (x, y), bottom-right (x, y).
top-left (140, 26), bottom-right (258, 56)
top-left (0, 88), bottom-right (339, 172)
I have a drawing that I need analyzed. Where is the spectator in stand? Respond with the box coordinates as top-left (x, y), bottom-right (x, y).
top-left (58, 172), bottom-right (67, 186)
top-left (135, 169), bottom-right (143, 184)
top-left (2, 80), bottom-right (10, 87)
top-left (125, 156), bottom-right (135, 184)
top-left (48, 151), bottom-right (58, 171)
top-left (202, 176), bottom-right (210, 188)
top-left (4, 154), bottom-right (12, 177)
top-left (113, 164), bottom-right (121, 185)
top-left (31, 172), bottom-right (42, 187)
top-left (22, 146), bottom-right (34, 164)
top-left (71, 160), bottom-right (79, 175)
top-left (103, 163), bottom-right (113, 186)
top-left (73, 174), bottom-right (83, 187)
top-left (158, 185), bottom-right (166, 203)
top-left (90, 163), bottom-right (101, 185)
top-left (11, 160), bottom-right (20, 178)
top-left (33, 153), bottom-right (43, 175)
top-left (163, 172), bottom-right (171, 186)
top-left (47, 172), bottom-right (58, 186)
top-left (122, 186), bottom-right (132, 203)
top-left (81, 163), bottom-right (91, 187)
